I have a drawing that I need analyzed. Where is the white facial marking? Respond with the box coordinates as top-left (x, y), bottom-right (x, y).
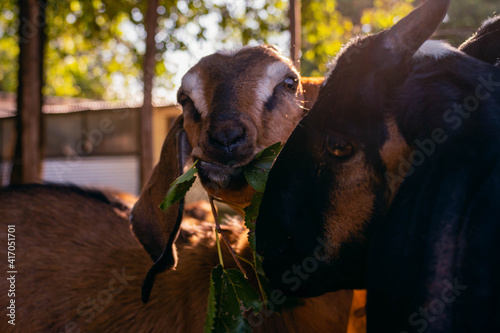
top-left (181, 72), bottom-right (209, 117)
top-left (414, 40), bottom-right (458, 59)
top-left (254, 61), bottom-right (293, 106)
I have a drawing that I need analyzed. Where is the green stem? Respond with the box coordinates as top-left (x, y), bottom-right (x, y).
top-left (235, 254), bottom-right (254, 267)
top-left (209, 196), bottom-right (247, 276)
top-left (254, 253), bottom-right (268, 305)
top-left (215, 228), bottom-right (224, 268)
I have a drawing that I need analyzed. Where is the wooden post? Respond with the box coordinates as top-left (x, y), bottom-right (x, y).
top-left (11, 0), bottom-right (46, 184)
top-left (289, 0), bottom-right (301, 70)
top-left (140, 0), bottom-right (159, 188)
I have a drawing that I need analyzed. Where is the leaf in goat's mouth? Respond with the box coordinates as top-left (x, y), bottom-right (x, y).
top-left (159, 160), bottom-right (199, 211)
top-left (160, 142), bottom-right (283, 211)
top-left (243, 142), bottom-right (283, 193)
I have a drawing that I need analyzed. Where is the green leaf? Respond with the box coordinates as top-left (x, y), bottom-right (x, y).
top-left (244, 192), bottom-right (264, 253)
top-left (204, 267), bottom-right (217, 333)
top-left (206, 266), bottom-right (262, 333)
top-left (211, 266), bottom-right (245, 333)
top-left (159, 161), bottom-right (198, 211)
top-left (254, 257), bottom-right (265, 277)
top-left (253, 142), bottom-right (283, 160)
top-left (244, 192), bottom-right (264, 232)
top-left (243, 142), bottom-right (283, 193)
top-left (225, 269), bottom-right (262, 314)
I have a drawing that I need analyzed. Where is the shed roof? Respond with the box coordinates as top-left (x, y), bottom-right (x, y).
top-left (0, 91), bottom-right (177, 118)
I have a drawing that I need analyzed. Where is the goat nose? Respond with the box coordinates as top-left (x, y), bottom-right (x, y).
top-left (210, 126), bottom-right (245, 148)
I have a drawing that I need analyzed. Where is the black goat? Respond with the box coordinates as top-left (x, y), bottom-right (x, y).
top-left (459, 15), bottom-right (500, 66)
top-left (256, 0), bottom-right (500, 332)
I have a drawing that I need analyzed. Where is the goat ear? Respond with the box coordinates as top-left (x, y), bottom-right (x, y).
top-left (130, 114), bottom-right (192, 263)
top-left (383, 0), bottom-right (450, 57)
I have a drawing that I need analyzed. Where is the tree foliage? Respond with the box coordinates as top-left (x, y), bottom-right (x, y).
top-left (0, 0), bottom-right (19, 92)
top-left (440, 0), bottom-right (498, 45)
top-left (301, 0), bottom-right (415, 76)
top-left (0, 0), bottom-right (290, 100)
top-left (0, 0), bottom-right (497, 98)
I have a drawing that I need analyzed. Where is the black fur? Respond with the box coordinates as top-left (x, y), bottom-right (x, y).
top-left (256, 0), bottom-right (500, 331)
top-left (459, 15), bottom-right (500, 66)
top-left (366, 54), bottom-right (500, 332)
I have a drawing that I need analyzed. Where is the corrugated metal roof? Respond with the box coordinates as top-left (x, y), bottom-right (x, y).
top-left (0, 91), bottom-right (177, 118)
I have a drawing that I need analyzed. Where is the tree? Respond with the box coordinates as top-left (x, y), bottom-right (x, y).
top-left (140, 0), bottom-right (159, 186)
top-left (10, 0), bottom-right (46, 184)
top-left (289, 0), bottom-right (301, 68)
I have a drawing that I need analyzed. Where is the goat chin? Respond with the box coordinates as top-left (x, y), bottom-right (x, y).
top-left (0, 184), bottom-right (365, 333)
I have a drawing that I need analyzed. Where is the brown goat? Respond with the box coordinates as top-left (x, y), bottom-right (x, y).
top-left (130, 45), bottom-right (325, 267)
top-left (0, 184), bottom-right (361, 332)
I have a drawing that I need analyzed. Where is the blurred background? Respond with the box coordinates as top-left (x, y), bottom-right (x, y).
top-left (0, 0), bottom-right (497, 196)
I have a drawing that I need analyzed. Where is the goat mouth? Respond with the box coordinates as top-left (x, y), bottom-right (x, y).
top-left (197, 160), bottom-right (247, 190)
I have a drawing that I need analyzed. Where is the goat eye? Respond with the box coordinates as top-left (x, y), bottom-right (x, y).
top-left (178, 93), bottom-right (201, 121)
top-left (326, 136), bottom-right (354, 158)
top-left (281, 77), bottom-right (298, 93)
top-left (178, 93), bottom-right (191, 106)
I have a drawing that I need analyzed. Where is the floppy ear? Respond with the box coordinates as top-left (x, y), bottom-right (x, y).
top-left (367, 137), bottom-right (500, 331)
top-left (130, 114), bottom-right (191, 263)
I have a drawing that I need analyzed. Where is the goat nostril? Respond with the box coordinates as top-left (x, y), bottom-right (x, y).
top-left (211, 126), bottom-right (245, 148)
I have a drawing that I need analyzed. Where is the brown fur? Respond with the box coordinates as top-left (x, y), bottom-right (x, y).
top-left (179, 46), bottom-right (321, 206)
top-left (347, 291), bottom-right (367, 333)
top-left (378, 118), bottom-right (411, 199)
top-left (301, 77), bottom-right (325, 110)
top-left (0, 185), bottom-right (359, 332)
top-left (324, 117), bottom-right (412, 258)
top-left (131, 46), bottom-right (326, 270)
top-left (325, 153), bottom-right (375, 258)
top-left (130, 116), bottom-right (187, 261)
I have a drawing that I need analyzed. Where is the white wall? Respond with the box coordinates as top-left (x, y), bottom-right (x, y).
top-left (42, 155), bottom-right (140, 195)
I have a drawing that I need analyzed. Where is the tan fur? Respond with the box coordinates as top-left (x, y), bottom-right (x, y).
top-left (131, 47), bottom-right (326, 268)
top-left (379, 117), bottom-right (411, 198)
top-left (347, 290), bottom-right (367, 333)
top-left (324, 117), bottom-right (412, 258)
top-left (325, 153), bottom-right (375, 258)
top-left (0, 186), bottom-right (361, 332)
top-left (301, 77), bottom-right (325, 110)
top-left (179, 46), bottom-right (320, 206)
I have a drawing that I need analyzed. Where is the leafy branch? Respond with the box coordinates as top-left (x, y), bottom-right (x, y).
top-left (159, 160), bottom-right (199, 211)
top-left (160, 142), bottom-right (283, 333)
